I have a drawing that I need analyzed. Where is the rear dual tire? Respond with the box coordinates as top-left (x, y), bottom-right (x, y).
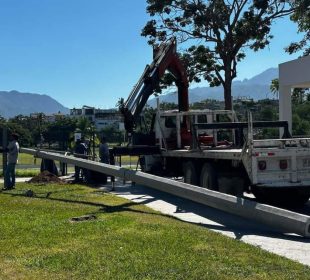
top-left (200, 163), bottom-right (218, 191)
top-left (182, 161), bottom-right (198, 185)
top-left (183, 161), bottom-right (218, 191)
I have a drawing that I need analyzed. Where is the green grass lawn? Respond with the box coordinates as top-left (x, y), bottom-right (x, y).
top-left (0, 152), bottom-right (138, 169)
top-left (0, 183), bottom-right (309, 280)
top-left (0, 153), bottom-right (41, 169)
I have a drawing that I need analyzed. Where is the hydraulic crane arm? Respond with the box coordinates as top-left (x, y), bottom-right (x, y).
top-left (120, 38), bottom-right (189, 133)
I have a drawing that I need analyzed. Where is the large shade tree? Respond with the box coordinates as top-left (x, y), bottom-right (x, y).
top-left (142, 0), bottom-right (305, 110)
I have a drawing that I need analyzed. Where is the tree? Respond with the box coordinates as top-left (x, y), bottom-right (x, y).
top-left (142, 0), bottom-right (303, 110)
top-left (294, 100), bottom-right (310, 123)
top-left (270, 78), bottom-right (279, 98)
top-left (76, 117), bottom-right (93, 138)
top-left (5, 121), bottom-right (33, 147)
top-left (270, 77), bottom-right (310, 104)
top-left (9, 114), bottom-right (47, 146)
top-left (100, 126), bottom-right (123, 143)
top-left (292, 114), bottom-right (310, 136)
top-left (291, 88), bottom-right (309, 105)
top-left (286, 0), bottom-right (310, 55)
top-left (43, 117), bottom-right (76, 149)
top-left (116, 98), bottom-right (125, 109)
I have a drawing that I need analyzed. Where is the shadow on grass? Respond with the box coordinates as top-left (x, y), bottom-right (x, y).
top-left (1, 183), bottom-right (310, 243)
top-left (0, 186), bottom-right (169, 221)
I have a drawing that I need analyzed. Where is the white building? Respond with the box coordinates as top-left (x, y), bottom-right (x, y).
top-left (70, 105), bottom-right (124, 131)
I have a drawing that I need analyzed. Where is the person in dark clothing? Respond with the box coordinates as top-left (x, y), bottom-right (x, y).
top-left (99, 136), bottom-right (109, 164)
top-left (74, 138), bottom-right (88, 182)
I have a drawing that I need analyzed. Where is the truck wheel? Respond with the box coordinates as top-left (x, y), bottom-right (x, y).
top-left (182, 161), bottom-right (198, 185)
top-left (200, 163), bottom-right (218, 191)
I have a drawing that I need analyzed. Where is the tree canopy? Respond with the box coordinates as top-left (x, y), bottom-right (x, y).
top-left (286, 0), bottom-right (310, 55)
top-left (142, 0), bottom-right (306, 109)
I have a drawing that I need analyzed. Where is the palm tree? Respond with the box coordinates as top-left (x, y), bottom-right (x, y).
top-left (270, 79), bottom-right (279, 99)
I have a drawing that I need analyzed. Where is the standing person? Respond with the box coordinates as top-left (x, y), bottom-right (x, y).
top-left (98, 136), bottom-right (110, 184)
top-left (99, 136), bottom-right (109, 164)
top-left (4, 133), bottom-right (20, 190)
top-left (74, 138), bottom-right (87, 182)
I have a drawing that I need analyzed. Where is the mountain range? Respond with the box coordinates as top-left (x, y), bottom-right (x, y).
top-left (0, 90), bottom-right (69, 118)
top-left (148, 67), bottom-right (278, 106)
top-left (0, 67), bottom-right (278, 118)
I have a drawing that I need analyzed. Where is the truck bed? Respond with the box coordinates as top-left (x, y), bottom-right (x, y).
top-left (162, 148), bottom-right (242, 160)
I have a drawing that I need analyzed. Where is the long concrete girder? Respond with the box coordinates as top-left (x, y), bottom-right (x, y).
top-left (21, 148), bottom-right (310, 237)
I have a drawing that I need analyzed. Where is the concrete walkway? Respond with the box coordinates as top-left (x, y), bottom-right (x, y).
top-left (0, 177), bottom-right (33, 186)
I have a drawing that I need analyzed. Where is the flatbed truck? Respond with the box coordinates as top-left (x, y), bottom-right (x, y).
top-left (115, 38), bottom-right (310, 206)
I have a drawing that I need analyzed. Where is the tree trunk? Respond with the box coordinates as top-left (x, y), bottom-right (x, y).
top-left (223, 78), bottom-right (232, 110)
top-left (222, 60), bottom-right (233, 110)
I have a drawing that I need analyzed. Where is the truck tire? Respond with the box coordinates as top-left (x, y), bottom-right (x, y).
top-left (183, 161), bottom-right (198, 185)
top-left (200, 163), bottom-right (218, 191)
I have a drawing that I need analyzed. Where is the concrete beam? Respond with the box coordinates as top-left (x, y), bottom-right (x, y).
top-left (21, 148), bottom-right (310, 237)
top-left (128, 171), bottom-right (310, 237)
top-left (279, 55), bottom-right (310, 87)
top-left (21, 148), bottom-right (126, 178)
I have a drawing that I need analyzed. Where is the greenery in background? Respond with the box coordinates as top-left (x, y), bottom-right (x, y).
top-left (0, 169), bottom-right (40, 178)
top-left (141, 96), bottom-right (310, 138)
top-left (286, 0), bottom-right (310, 56)
top-left (0, 182), bottom-right (309, 279)
top-left (0, 153), bottom-right (41, 177)
top-left (270, 78), bottom-right (310, 136)
top-left (100, 126), bottom-right (124, 144)
top-left (1, 96), bottom-right (310, 150)
top-left (0, 114), bottom-right (124, 150)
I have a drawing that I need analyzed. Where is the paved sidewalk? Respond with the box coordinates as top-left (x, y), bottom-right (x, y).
top-left (0, 177), bottom-right (32, 185)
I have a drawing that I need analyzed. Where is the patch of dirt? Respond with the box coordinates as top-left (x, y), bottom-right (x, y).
top-left (28, 170), bottom-right (66, 184)
top-left (69, 214), bottom-right (97, 223)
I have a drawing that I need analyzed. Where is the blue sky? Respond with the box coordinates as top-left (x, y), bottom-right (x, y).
top-left (0, 0), bottom-right (304, 109)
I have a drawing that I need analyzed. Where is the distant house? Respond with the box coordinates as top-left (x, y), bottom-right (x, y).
top-left (70, 105), bottom-right (124, 131)
top-left (30, 112), bottom-right (66, 123)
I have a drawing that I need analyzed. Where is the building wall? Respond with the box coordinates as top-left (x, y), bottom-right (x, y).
top-left (279, 56), bottom-right (310, 134)
top-left (70, 106), bottom-right (124, 131)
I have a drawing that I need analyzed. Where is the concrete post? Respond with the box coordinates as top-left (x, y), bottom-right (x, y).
top-left (279, 85), bottom-right (292, 136)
